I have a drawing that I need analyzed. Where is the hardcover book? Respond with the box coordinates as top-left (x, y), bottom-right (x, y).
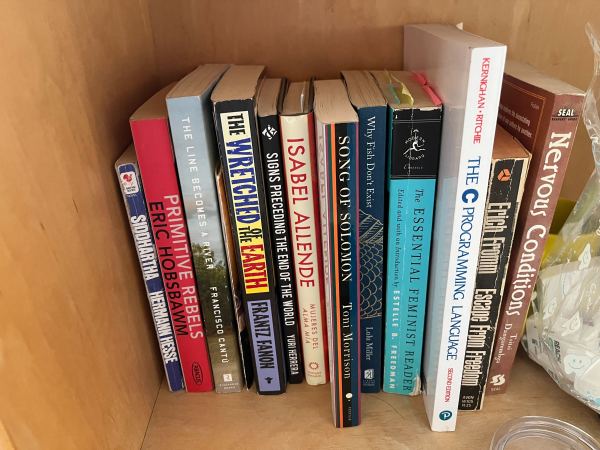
top-left (216, 165), bottom-right (254, 389)
top-left (257, 78), bottom-right (304, 384)
top-left (279, 80), bottom-right (329, 386)
top-left (487, 61), bottom-right (584, 395)
top-left (211, 65), bottom-right (287, 394)
top-left (459, 125), bottom-right (530, 410)
top-left (314, 79), bottom-right (361, 427)
top-left (167, 64), bottom-right (244, 394)
top-left (404, 24), bottom-right (507, 431)
top-left (130, 85), bottom-right (214, 392)
top-left (115, 145), bottom-right (185, 392)
top-left (342, 70), bottom-right (387, 393)
top-left (370, 70), bottom-right (442, 396)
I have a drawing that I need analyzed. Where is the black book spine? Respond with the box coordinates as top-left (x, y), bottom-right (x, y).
top-left (213, 99), bottom-right (287, 394)
top-left (258, 113), bottom-right (304, 384)
top-left (459, 157), bottom-right (527, 410)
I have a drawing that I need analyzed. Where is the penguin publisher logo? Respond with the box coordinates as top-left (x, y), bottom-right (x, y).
top-left (497, 168), bottom-right (511, 182)
top-left (192, 362), bottom-right (204, 385)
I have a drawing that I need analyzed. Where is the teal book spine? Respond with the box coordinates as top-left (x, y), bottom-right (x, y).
top-left (383, 105), bottom-right (442, 395)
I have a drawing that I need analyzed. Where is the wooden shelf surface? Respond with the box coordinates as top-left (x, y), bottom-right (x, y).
top-left (142, 352), bottom-right (600, 449)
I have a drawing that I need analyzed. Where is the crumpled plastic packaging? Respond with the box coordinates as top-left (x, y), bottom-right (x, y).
top-left (522, 22), bottom-right (600, 413)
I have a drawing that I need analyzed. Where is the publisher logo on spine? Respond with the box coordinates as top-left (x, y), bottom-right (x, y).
top-left (439, 410), bottom-right (453, 421)
top-left (403, 129), bottom-right (426, 161)
top-left (497, 168), bottom-right (511, 182)
top-left (490, 374), bottom-right (506, 386)
top-left (191, 362), bottom-right (204, 385)
top-left (120, 171), bottom-right (139, 194)
top-left (262, 124), bottom-right (277, 140)
top-left (553, 107), bottom-right (578, 119)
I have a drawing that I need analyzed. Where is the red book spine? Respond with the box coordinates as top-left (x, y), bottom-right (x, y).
top-left (131, 116), bottom-right (213, 392)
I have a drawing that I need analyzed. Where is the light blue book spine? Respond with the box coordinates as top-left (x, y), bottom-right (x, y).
top-left (383, 106), bottom-right (442, 395)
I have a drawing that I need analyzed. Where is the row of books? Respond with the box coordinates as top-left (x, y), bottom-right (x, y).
top-left (114, 24), bottom-right (584, 432)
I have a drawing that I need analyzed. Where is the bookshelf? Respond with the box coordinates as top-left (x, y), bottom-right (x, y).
top-left (142, 353), bottom-right (600, 449)
top-left (2, 0), bottom-right (600, 448)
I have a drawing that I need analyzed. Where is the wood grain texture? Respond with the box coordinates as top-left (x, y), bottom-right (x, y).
top-left (0, 1), bottom-right (163, 448)
top-left (147, 0), bottom-right (600, 201)
top-left (142, 352), bottom-right (600, 449)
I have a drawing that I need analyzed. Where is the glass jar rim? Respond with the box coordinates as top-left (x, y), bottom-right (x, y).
top-left (490, 416), bottom-right (600, 450)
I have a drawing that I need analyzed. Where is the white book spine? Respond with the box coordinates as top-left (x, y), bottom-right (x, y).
top-left (280, 114), bottom-right (328, 385)
top-left (422, 46), bottom-right (506, 431)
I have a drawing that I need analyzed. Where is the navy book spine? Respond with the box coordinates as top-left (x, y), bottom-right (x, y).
top-left (116, 159), bottom-right (185, 392)
top-left (357, 106), bottom-right (386, 393)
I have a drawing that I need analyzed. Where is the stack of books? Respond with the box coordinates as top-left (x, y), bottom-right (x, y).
top-left (114, 24), bottom-right (584, 432)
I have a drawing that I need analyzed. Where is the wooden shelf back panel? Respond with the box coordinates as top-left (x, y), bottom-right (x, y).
top-left (148, 0), bottom-right (600, 201)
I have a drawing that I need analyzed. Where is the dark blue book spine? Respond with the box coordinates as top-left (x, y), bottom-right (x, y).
top-left (116, 161), bottom-right (185, 392)
top-left (357, 107), bottom-right (386, 393)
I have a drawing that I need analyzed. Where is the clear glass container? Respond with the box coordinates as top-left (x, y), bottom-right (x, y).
top-left (490, 416), bottom-right (600, 450)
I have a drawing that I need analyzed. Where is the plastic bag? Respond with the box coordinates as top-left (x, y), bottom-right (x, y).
top-left (522, 23), bottom-right (600, 412)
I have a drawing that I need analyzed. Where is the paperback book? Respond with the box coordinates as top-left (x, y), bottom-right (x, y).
top-left (211, 65), bottom-right (287, 394)
top-left (115, 145), bottom-right (185, 392)
top-left (404, 24), bottom-right (507, 431)
top-left (342, 70), bottom-right (386, 393)
top-left (459, 125), bottom-right (530, 410)
top-left (487, 61), bottom-right (585, 395)
top-left (371, 70), bottom-right (442, 396)
top-left (279, 80), bottom-right (329, 386)
top-left (216, 165), bottom-right (254, 389)
top-left (167, 64), bottom-right (244, 393)
top-left (257, 78), bottom-right (304, 384)
top-left (314, 79), bottom-right (361, 427)
top-left (130, 84), bottom-right (214, 392)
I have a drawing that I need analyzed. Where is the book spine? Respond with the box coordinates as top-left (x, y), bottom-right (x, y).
top-left (317, 121), bottom-right (361, 428)
top-left (459, 156), bottom-right (528, 410)
top-left (116, 161), bottom-right (185, 392)
top-left (131, 117), bottom-right (214, 392)
top-left (213, 100), bottom-right (286, 394)
top-left (216, 167), bottom-right (254, 389)
top-left (167, 95), bottom-right (244, 393)
top-left (487, 94), bottom-right (583, 394)
top-left (357, 107), bottom-right (386, 393)
top-left (423, 47), bottom-right (505, 431)
top-left (258, 113), bottom-right (304, 384)
top-left (280, 113), bottom-right (328, 386)
top-left (315, 120), bottom-right (335, 422)
top-left (383, 107), bottom-right (442, 395)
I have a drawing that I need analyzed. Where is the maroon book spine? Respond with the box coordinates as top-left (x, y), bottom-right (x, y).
top-left (487, 74), bottom-right (584, 394)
